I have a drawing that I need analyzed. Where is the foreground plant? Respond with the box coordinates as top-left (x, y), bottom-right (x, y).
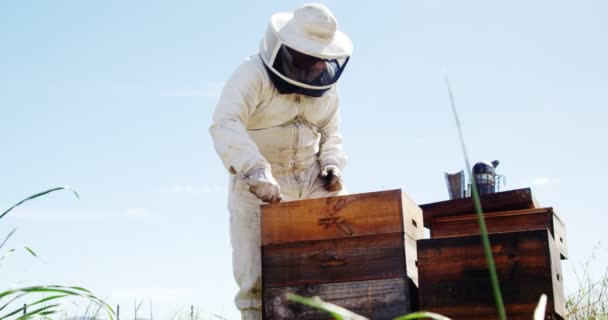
top-left (566, 259), bottom-right (608, 319)
top-left (288, 292), bottom-right (552, 320)
top-left (287, 294), bottom-right (369, 320)
top-left (287, 294), bottom-right (450, 320)
top-left (444, 75), bottom-right (507, 320)
top-left (1, 187), bottom-right (115, 320)
top-left (0, 285), bottom-right (113, 319)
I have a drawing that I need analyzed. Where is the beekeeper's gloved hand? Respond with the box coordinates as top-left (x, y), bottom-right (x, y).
top-left (244, 167), bottom-right (282, 203)
top-left (320, 165), bottom-right (343, 192)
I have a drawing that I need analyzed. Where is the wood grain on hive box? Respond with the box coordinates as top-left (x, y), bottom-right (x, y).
top-left (420, 188), bottom-right (539, 228)
top-left (263, 233), bottom-right (418, 287)
top-left (263, 277), bottom-right (417, 320)
top-left (261, 189), bottom-right (424, 246)
top-left (430, 207), bottom-right (568, 259)
top-left (417, 229), bottom-right (565, 320)
top-left (261, 189), bottom-right (422, 319)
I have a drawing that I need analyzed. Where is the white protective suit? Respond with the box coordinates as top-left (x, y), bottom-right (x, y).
top-left (209, 4), bottom-right (351, 320)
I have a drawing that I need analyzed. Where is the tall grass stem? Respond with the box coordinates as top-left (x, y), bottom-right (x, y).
top-left (444, 74), bottom-right (507, 320)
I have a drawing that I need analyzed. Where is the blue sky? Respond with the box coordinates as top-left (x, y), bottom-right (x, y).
top-left (1, 1), bottom-right (607, 319)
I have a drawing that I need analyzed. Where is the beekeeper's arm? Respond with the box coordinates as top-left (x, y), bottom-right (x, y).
top-left (317, 90), bottom-right (347, 191)
top-left (209, 59), bottom-right (281, 203)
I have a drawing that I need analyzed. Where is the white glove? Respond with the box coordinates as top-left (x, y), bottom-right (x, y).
top-left (243, 167), bottom-right (283, 203)
top-left (320, 165), bottom-right (343, 192)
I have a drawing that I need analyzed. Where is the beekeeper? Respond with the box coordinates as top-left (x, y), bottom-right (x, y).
top-left (209, 3), bottom-right (352, 319)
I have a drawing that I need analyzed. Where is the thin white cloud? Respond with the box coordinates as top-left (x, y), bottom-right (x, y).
top-left (166, 184), bottom-right (223, 194)
top-left (532, 177), bottom-right (558, 185)
top-left (11, 210), bottom-right (99, 221)
top-left (158, 82), bottom-right (224, 98)
top-left (125, 208), bottom-right (150, 219)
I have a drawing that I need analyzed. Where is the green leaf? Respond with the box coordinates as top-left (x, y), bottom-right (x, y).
top-left (0, 285), bottom-right (114, 320)
top-left (0, 304), bottom-right (29, 319)
top-left (1, 187), bottom-right (80, 221)
top-left (67, 286), bottom-right (93, 294)
top-left (0, 292), bottom-right (27, 312)
top-left (0, 249), bottom-right (16, 263)
top-left (24, 246), bottom-right (37, 258)
top-left (28, 294), bottom-right (69, 308)
top-left (0, 289), bottom-right (18, 300)
top-left (14, 303), bottom-right (60, 320)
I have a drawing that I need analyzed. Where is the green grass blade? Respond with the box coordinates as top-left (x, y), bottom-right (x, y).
top-left (287, 294), bottom-right (369, 320)
top-left (444, 74), bottom-right (507, 320)
top-left (0, 286), bottom-right (114, 320)
top-left (67, 286), bottom-right (93, 294)
top-left (0, 187), bottom-right (80, 221)
top-left (23, 246), bottom-right (37, 258)
top-left (13, 303), bottom-right (59, 320)
top-left (27, 294), bottom-right (69, 308)
top-left (23, 286), bottom-right (112, 314)
top-left (0, 229), bottom-right (17, 250)
top-left (0, 293), bottom-right (27, 312)
top-left (89, 301), bottom-right (105, 319)
top-left (18, 287), bottom-right (82, 296)
top-left (0, 290), bottom-right (18, 300)
top-left (393, 311), bottom-right (452, 320)
top-left (0, 249), bottom-right (16, 264)
top-left (0, 303), bottom-right (57, 320)
top-left (0, 304), bottom-right (28, 319)
top-left (0, 295), bottom-right (66, 319)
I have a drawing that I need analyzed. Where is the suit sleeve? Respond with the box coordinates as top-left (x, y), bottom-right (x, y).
top-left (317, 89), bottom-right (347, 170)
top-left (209, 59), bottom-right (271, 176)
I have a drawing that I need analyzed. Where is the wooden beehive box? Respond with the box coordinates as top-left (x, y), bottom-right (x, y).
top-left (417, 229), bottom-right (566, 320)
top-left (430, 207), bottom-right (568, 259)
top-left (420, 188), bottom-right (568, 260)
top-left (420, 188), bottom-right (539, 228)
top-left (261, 189), bottom-right (423, 319)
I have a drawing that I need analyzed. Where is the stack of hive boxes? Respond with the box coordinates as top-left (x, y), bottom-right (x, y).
top-left (261, 189), bottom-right (424, 319)
top-left (417, 188), bottom-right (568, 320)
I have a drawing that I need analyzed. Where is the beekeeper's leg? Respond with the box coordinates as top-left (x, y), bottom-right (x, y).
top-left (228, 173), bottom-right (299, 320)
top-left (228, 175), bottom-right (265, 319)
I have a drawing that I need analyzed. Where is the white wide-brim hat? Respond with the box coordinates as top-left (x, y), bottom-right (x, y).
top-left (270, 3), bottom-right (353, 59)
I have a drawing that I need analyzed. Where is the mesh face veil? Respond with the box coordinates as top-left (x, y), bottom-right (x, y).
top-left (259, 23), bottom-right (349, 93)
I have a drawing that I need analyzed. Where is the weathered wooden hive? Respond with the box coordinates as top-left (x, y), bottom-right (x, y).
top-left (261, 189), bottom-right (424, 320)
top-left (260, 187), bottom-right (568, 319)
top-left (418, 188), bottom-right (568, 320)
